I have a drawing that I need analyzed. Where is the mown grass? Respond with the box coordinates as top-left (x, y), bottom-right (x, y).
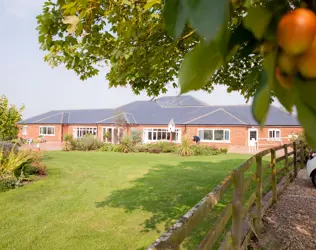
top-left (0, 151), bottom-right (287, 249)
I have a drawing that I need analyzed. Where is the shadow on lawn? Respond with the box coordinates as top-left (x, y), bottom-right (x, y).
top-left (95, 159), bottom-right (247, 234)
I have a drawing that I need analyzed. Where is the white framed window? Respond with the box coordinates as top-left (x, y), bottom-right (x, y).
top-left (39, 126), bottom-right (55, 136)
top-left (22, 125), bottom-right (27, 135)
top-left (268, 129), bottom-right (281, 141)
top-left (143, 128), bottom-right (181, 143)
top-left (73, 127), bottom-right (97, 139)
top-left (198, 129), bottom-right (230, 143)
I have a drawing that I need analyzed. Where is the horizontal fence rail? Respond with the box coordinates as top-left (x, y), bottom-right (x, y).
top-left (148, 141), bottom-right (305, 250)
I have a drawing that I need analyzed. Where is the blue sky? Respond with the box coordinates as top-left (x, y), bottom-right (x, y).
top-left (1, 0), bottom-right (253, 119)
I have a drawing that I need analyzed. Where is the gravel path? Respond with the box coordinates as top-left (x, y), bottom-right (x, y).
top-left (258, 169), bottom-right (316, 250)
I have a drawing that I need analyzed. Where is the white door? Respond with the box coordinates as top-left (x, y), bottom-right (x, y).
top-left (248, 128), bottom-right (258, 146)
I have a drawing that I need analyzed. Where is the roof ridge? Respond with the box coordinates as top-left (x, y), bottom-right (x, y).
top-left (51, 108), bottom-right (114, 112)
top-left (60, 112), bottom-right (64, 124)
top-left (124, 112), bottom-right (138, 124)
top-left (220, 108), bottom-right (248, 125)
top-left (190, 96), bottom-right (209, 106)
top-left (95, 114), bottom-right (120, 124)
top-left (183, 108), bottom-right (222, 124)
top-left (209, 104), bottom-right (250, 107)
top-left (123, 113), bottom-right (130, 124)
top-left (33, 112), bottom-right (64, 123)
top-left (96, 112), bottom-right (134, 124)
top-left (21, 111), bottom-right (54, 123)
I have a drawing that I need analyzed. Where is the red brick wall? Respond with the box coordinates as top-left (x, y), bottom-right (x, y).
top-left (128, 125), bottom-right (247, 148)
top-left (256, 126), bottom-right (303, 148)
top-left (66, 124), bottom-right (129, 142)
top-left (186, 126), bottom-right (248, 148)
top-left (18, 124), bottom-right (63, 142)
top-left (18, 123), bottom-right (303, 149)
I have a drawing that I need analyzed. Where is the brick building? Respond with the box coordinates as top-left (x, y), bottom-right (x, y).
top-left (18, 96), bottom-right (302, 149)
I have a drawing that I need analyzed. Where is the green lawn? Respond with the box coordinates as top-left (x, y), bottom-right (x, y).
top-left (0, 152), bottom-right (253, 250)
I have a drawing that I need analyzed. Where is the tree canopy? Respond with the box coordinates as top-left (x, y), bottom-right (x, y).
top-left (36, 0), bottom-right (263, 100)
top-left (37, 0), bottom-right (316, 147)
top-left (0, 96), bottom-right (24, 141)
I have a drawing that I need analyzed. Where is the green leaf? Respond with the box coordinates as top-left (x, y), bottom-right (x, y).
top-left (263, 15), bottom-right (278, 42)
top-left (296, 99), bottom-right (316, 148)
top-left (179, 41), bottom-right (222, 94)
top-left (186, 0), bottom-right (230, 41)
top-left (217, 7), bottom-right (230, 59)
top-left (144, 0), bottom-right (160, 10)
top-left (252, 51), bottom-right (276, 125)
top-left (292, 77), bottom-right (316, 147)
top-left (62, 2), bottom-right (76, 10)
top-left (228, 22), bottom-right (255, 51)
top-left (122, 0), bottom-right (132, 5)
top-left (243, 6), bottom-right (272, 40)
top-left (274, 76), bottom-right (295, 112)
top-left (252, 71), bottom-right (270, 126)
top-left (163, 0), bottom-right (187, 38)
top-left (262, 51), bottom-right (277, 88)
top-left (294, 78), bottom-right (316, 111)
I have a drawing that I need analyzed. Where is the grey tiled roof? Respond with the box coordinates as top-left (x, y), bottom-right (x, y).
top-left (20, 96), bottom-right (301, 126)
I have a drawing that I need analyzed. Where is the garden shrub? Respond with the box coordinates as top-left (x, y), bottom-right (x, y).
top-left (134, 144), bottom-right (149, 152)
top-left (191, 145), bottom-right (210, 156)
top-left (0, 149), bottom-right (32, 178)
top-left (156, 141), bottom-right (177, 153)
top-left (14, 162), bottom-right (46, 177)
top-left (0, 149), bottom-right (46, 191)
top-left (0, 141), bottom-right (19, 158)
top-left (177, 136), bottom-right (193, 156)
top-left (14, 164), bottom-right (37, 177)
top-left (70, 135), bottom-right (104, 151)
top-left (131, 129), bottom-right (143, 145)
top-left (148, 147), bottom-right (162, 154)
top-left (32, 163), bottom-right (47, 176)
top-left (0, 177), bottom-right (17, 192)
top-left (119, 135), bottom-right (134, 153)
top-left (11, 138), bottom-right (26, 146)
top-left (220, 148), bottom-right (228, 154)
top-left (190, 145), bottom-right (227, 156)
top-left (99, 143), bottom-right (121, 152)
top-left (63, 133), bottom-right (73, 151)
top-left (99, 144), bottom-right (111, 152)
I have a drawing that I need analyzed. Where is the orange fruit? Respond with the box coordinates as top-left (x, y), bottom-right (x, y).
top-left (298, 36), bottom-right (316, 78)
top-left (278, 51), bottom-right (297, 75)
top-left (275, 67), bottom-right (293, 89)
top-left (278, 8), bottom-right (316, 55)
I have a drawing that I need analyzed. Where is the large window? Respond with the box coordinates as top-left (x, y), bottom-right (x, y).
top-left (268, 129), bottom-right (281, 140)
top-left (198, 129), bottom-right (230, 142)
top-left (73, 127), bottom-right (97, 138)
top-left (39, 126), bottom-right (55, 136)
top-left (143, 128), bottom-right (181, 143)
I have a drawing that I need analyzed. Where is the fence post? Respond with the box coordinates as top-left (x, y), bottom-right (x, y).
top-left (270, 149), bottom-right (277, 203)
top-left (300, 143), bottom-right (304, 169)
top-left (255, 155), bottom-right (263, 231)
top-left (293, 141), bottom-right (298, 177)
top-left (284, 145), bottom-right (290, 183)
top-left (232, 170), bottom-right (244, 250)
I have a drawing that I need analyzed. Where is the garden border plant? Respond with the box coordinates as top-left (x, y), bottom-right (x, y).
top-left (0, 141), bottom-right (46, 192)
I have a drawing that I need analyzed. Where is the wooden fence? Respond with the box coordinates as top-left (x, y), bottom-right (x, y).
top-left (148, 141), bottom-right (305, 250)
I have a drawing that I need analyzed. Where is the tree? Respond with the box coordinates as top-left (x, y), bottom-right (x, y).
top-left (0, 96), bottom-right (24, 141)
top-left (36, 0), bottom-right (262, 100)
top-left (37, 0), bottom-right (316, 147)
